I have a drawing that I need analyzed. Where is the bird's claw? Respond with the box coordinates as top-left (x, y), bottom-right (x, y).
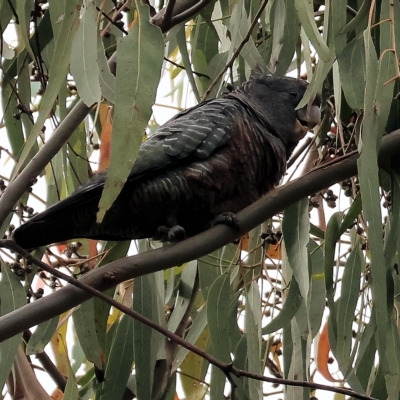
top-left (156, 225), bottom-right (186, 243)
top-left (167, 225), bottom-right (186, 243)
top-left (210, 212), bottom-right (240, 231)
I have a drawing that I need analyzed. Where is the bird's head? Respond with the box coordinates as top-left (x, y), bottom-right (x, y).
top-left (236, 74), bottom-right (321, 151)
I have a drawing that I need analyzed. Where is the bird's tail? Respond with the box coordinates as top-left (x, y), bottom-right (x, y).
top-left (13, 210), bottom-right (76, 249)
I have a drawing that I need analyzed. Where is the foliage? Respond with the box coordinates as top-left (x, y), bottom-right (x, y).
top-left (0, 0), bottom-right (400, 399)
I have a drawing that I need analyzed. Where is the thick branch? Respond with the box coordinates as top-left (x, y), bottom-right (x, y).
top-left (151, 0), bottom-right (213, 32)
top-left (0, 130), bottom-right (399, 342)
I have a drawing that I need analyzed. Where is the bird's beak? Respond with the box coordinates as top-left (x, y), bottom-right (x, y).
top-left (294, 102), bottom-right (321, 140)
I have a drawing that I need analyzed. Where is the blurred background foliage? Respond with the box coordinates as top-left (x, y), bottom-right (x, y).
top-left (1, 0), bottom-right (400, 399)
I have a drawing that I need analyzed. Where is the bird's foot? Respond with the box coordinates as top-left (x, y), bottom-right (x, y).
top-left (210, 212), bottom-right (240, 231)
top-left (156, 225), bottom-right (186, 243)
top-left (167, 225), bottom-right (186, 243)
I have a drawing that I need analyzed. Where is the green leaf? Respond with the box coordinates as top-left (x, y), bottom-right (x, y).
top-left (206, 272), bottom-right (232, 363)
top-left (271, 0), bottom-right (300, 75)
top-left (269, 0), bottom-right (286, 71)
top-left (0, 260), bottom-right (26, 391)
top-left (97, 1), bottom-right (164, 222)
top-left (1, 80), bottom-right (25, 158)
top-left (176, 25), bottom-right (201, 102)
top-left (65, 123), bottom-right (89, 194)
top-left (341, 0), bottom-right (369, 33)
top-left (282, 198), bottom-right (310, 300)
top-left (13, 0), bottom-right (81, 178)
top-left (198, 243), bottom-right (239, 299)
top-left (262, 277), bottom-right (302, 335)
top-left (392, 0), bottom-right (400, 57)
top-left (97, 38), bottom-right (116, 104)
top-left (294, 0), bottom-right (331, 62)
top-left (307, 239), bottom-right (325, 338)
top-left (384, 174), bottom-right (400, 265)
top-left (64, 364), bottom-right (80, 400)
top-left (336, 244), bottom-right (362, 373)
top-left (26, 317), bottom-right (59, 355)
top-left (231, 336), bottom-right (250, 400)
top-left (337, 36), bottom-right (366, 109)
top-left (167, 261), bottom-right (197, 333)
top-left (245, 281), bottom-right (262, 399)
top-left (172, 306), bottom-right (207, 372)
top-left (179, 326), bottom-right (210, 400)
top-left (354, 317), bottom-right (377, 390)
top-left (133, 272), bottom-right (163, 400)
top-left (296, 55), bottom-right (334, 109)
top-left (338, 193), bottom-right (362, 236)
top-left (99, 314), bottom-right (134, 400)
top-left (0, 0), bottom-right (14, 30)
top-left (209, 365), bottom-right (226, 399)
top-left (358, 32), bottom-right (389, 370)
top-left (229, 0), bottom-right (264, 69)
top-left (73, 300), bottom-right (103, 369)
top-left (286, 320), bottom-right (309, 399)
top-left (375, 50), bottom-right (397, 137)
top-left (331, 0), bottom-right (347, 56)
top-left (385, 319), bottom-right (400, 398)
top-left (324, 212), bottom-right (342, 334)
top-left (70, 1), bottom-right (101, 107)
top-left (16, 0), bottom-right (36, 61)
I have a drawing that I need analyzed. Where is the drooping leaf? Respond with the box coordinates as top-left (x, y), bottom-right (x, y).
top-left (72, 299), bottom-right (103, 370)
top-left (0, 260), bottom-right (26, 391)
top-left (282, 198), bottom-right (310, 300)
top-left (206, 272), bottom-right (232, 363)
top-left (70, 0), bottom-right (101, 107)
top-left (97, 1), bottom-right (164, 222)
top-left (26, 316), bottom-right (59, 355)
top-left (337, 36), bottom-right (366, 109)
top-left (99, 314), bottom-right (134, 400)
top-left (13, 0), bottom-right (81, 177)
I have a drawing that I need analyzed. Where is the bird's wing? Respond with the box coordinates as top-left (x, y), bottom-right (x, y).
top-left (128, 98), bottom-right (235, 176)
top-left (53, 98), bottom-right (237, 205)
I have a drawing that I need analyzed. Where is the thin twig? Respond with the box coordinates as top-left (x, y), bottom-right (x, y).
top-left (164, 57), bottom-right (210, 79)
top-left (156, 0), bottom-right (213, 32)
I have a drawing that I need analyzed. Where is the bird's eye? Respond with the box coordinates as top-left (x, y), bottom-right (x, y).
top-left (289, 91), bottom-right (298, 97)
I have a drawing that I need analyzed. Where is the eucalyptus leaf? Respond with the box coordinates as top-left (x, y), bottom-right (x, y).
top-left (97, 1), bottom-right (164, 222)
top-left (206, 272), bottom-right (232, 363)
top-left (0, 260), bottom-right (25, 392)
top-left (70, 1), bottom-right (101, 107)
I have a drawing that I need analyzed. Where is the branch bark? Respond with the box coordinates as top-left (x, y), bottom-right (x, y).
top-left (1, 130), bottom-right (400, 343)
top-left (151, 0), bottom-right (213, 32)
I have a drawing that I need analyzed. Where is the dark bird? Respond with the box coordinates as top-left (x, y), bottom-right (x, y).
top-left (13, 74), bottom-right (321, 249)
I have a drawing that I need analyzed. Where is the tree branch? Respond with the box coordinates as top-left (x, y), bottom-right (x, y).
top-left (151, 0), bottom-right (213, 32)
top-left (1, 130), bottom-right (400, 343)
